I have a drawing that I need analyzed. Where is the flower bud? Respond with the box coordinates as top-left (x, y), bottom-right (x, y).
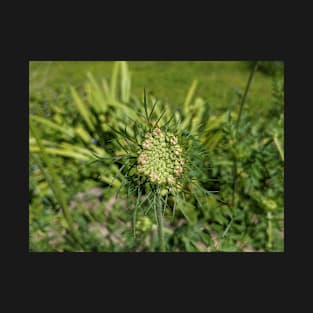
top-left (137, 129), bottom-right (185, 187)
top-left (142, 140), bottom-right (151, 149)
top-left (170, 136), bottom-right (177, 145)
top-left (154, 128), bottom-right (161, 136)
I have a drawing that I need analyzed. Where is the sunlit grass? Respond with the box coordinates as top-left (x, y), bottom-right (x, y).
top-left (29, 61), bottom-right (273, 112)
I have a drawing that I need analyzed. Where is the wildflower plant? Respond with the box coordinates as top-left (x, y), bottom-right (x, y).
top-left (95, 89), bottom-right (213, 252)
top-left (29, 61), bottom-right (284, 252)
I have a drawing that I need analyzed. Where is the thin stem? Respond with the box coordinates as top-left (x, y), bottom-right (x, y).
top-left (132, 187), bottom-right (141, 238)
top-left (231, 158), bottom-right (238, 209)
top-left (222, 213), bottom-right (233, 238)
top-left (156, 202), bottom-right (165, 252)
top-left (273, 132), bottom-right (284, 161)
top-left (236, 61), bottom-right (259, 130)
top-left (266, 211), bottom-right (273, 250)
top-left (231, 61), bottom-right (259, 210)
top-left (155, 188), bottom-right (165, 252)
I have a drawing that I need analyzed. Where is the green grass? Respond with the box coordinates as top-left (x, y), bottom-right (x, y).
top-left (29, 61), bottom-right (273, 112)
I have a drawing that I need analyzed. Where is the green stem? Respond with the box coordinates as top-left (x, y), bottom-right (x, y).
top-left (236, 61), bottom-right (259, 130)
top-left (266, 211), bottom-right (273, 250)
top-left (231, 158), bottom-right (238, 209)
top-left (155, 191), bottom-right (165, 252)
top-left (156, 204), bottom-right (165, 252)
top-left (231, 61), bottom-right (259, 209)
top-left (273, 132), bottom-right (284, 161)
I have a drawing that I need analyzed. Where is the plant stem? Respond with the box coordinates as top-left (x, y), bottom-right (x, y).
top-left (231, 158), bottom-right (238, 209)
top-left (231, 61), bottom-right (259, 209)
top-left (155, 191), bottom-right (165, 252)
top-left (236, 61), bottom-right (259, 130)
top-left (273, 132), bottom-right (284, 161)
top-left (156, 205), bottom-right (165, 252)
top-left (266, 211), bottom-right (273, 250)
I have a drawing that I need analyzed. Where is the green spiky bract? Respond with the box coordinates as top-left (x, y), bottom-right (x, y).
top-left (94, 89), bottom-right (214, 252)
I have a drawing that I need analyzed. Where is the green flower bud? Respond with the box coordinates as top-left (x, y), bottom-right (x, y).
top-left (136, 128), bottom-right (185, 187)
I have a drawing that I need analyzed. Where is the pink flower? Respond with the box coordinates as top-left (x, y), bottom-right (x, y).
top-left (142, 140), bottom-right (151, 149)
top-left (170, 136), bottom-right (177, 145)
top-left (154, 128), bottom-right (161, 136)
top-left (139, 154), bottom-right (147, 165)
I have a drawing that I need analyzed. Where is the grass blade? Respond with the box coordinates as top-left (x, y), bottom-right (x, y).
top-left (111, 61), bottom-right (120, 101)
top-left (87, 72), bottom-right (107, 112)
top-left (30, 115), bottom-right (74, 137)
top-left (183, 79), bottom-right (198, 113)
top-left (120, 61), bottom-right (131, 103)
top-left (70, 86), bottom-right (95, 131)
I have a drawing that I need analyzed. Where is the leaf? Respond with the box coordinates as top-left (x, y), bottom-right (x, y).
top-left (120, 61), bottom-right (131, 103)
top-left (177, 198), bottom-right (194, 224)
top-left (100, 175), bottom-right (121, 188)
top-left (102, 78), bottom-right (112, 100)
top-left (205, 113), bottom-right (227, 133)
top-left (183, 79), bottom-right (198, 113)
top-left (75, 126), bottom-right (91, 143)
top-left (30, 146), bottom-right (91, 161)
top-left (206, 130), bottom-right (224, 149)
top-left (87, 72), bottom-right (107, 112)
top-left (30, 115), bottom-right (74, 137)
top-left (70, 86), bottom-right (95, 131)
top-left (111, 61), bottom-right (120, 101)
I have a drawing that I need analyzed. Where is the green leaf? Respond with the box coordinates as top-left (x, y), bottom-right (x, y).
top-left (120, 61), bottom-right (131, 103)
top-left (205, 113), bottom-right (227, 132)
top-left (30, 146), bottom-right (91, 161)
top-left (70, 86), bottom-right (95, 131)
top-left (102, 78), bottom-right (112, 100)
top-left (177, 198), bottom-right (194, 224)
top-left (206, 130), bottom-right (224, 149)
top-left (183, 79), bottom-right (198, 113)
top-left (75, 126), bottom-right (91, 143)
top-left (30, 115), bottom-right (74, 137)
top-left (111, 61), bottom-right (120, 101)
top-left (87, 72), bottom-right (107, 112)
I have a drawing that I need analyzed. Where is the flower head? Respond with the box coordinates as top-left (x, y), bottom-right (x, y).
top-left (137, 128), bottom-right (185, 187)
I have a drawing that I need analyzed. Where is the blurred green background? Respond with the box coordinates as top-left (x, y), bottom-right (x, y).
top-left (29, 60), bottom-right (284, 252)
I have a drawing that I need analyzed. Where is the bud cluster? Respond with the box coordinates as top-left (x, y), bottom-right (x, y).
top-left (137, 128), bottom-right (185, 186)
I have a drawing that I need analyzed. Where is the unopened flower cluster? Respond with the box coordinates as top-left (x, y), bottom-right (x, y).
top-left (137, 127), bottom-right (185, 186)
